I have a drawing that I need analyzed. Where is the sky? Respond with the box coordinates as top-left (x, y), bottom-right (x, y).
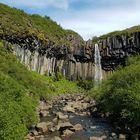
top-left (0, 0), bottom-right (140, 40)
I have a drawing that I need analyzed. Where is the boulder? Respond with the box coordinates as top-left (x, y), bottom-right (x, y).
top-left (57, 122), bottom-right (73, 131)
top-left (63, 106), bottom-right (75, 113)
top-left (36, 122), bottom-right (49, 133)
top-left (39, 110), bottom-right (49, 117)
top-left (73, 124), bottom-right (83, 131)
top-left (119, 134), bottom-right (126, 140)
top-left (56, 112), bottom-right (69, 121)
top-left (90, 136), bottom-right (103, 140)
top-left (101, 135), bottom-right (107, 140)
top-left (51, 136), bottom-right (62, 140)
top-left (62, 129), bottom-right (74, 137)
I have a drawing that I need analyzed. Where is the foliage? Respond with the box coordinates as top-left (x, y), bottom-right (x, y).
top-left (0, 3), bottom-right (84, 48)
top-left (77, 80), bottom-right (94, 90)
top-left (92, 25), bottom-right (140, 43)
top-left (90, 55), bottom-right (140, 130)
top-left (0, 40), bottom-right (81, 139)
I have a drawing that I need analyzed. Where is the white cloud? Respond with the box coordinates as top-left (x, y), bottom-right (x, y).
top-left (56, 1), bottom-right (140, 40)
top-left (3, 0), bottom-right (69, 9)
top-left (2, 0), bottom-right (140, 40)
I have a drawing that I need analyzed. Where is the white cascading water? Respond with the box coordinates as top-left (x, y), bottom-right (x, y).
top-left (94, 43), bottom-right (103, 85)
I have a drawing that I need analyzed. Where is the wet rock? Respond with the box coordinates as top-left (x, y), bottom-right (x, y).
top-left (56, 112), bottom-right (69, 121)
top-left (51, 136), bottom-right (62, 140)
top-left (101, 135), bottom-right (107, 140)
top-left (119, 134), bottom-right (126, 140)
top-left (73, 124), bottom-right (83, 131)
top-left (62, 129), bottom-right (74, 137)
top-left (63, 105), bottom-right (75, 113)
top-left (36, 122), bottom-right (49, 133)
top-left (35, 135), bottom-right (45, 140)
top-left (26, 134), bottom-right (35, 140)
top-left (53, 117), bottom-right (58, 123)
top-left (30, 130), bottom-right (38, 136)
top-left (90, 136), bottom-right (103, 140)
top-left (90, 126), bottom-right (97, 130)
top-left (39, 110), bottom-right (49, 117)
top-left (57, 122), bottom-right (73, 131)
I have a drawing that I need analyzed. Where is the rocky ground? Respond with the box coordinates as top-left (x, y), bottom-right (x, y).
top-left (26, 94), bottom-right (126, 140)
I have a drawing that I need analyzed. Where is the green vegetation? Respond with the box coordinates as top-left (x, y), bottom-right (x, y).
top-left (0, 40), bottom-right (81, 140)
top-left (0, 3), bottom-right (84, 48)
top-left (92, 25), bottom-right (140, 43)
top-left (90, 55), bottom-right (140, 131)
top-left (77, 80), bottom-right (94, 90)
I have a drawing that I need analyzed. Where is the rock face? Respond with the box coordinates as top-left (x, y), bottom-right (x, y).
top-left (3, 32), bottom-right (140, 80)
top-left (98, 32), bottom-right (140, 71)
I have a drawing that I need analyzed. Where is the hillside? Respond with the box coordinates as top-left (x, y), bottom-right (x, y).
top-left (0, 40), bottom-right (81, 140)
top-left (90, 55), bottom-right (140, 134)
top-left (0, 3), bottom-right (84, 50)
top-left (92, 25), bottom-right (140, 43)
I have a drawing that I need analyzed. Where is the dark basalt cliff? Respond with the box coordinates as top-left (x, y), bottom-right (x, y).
top-left (1, 4), bottom-right (140, 80)
top-left (98, 32), bottom-right (140, 71)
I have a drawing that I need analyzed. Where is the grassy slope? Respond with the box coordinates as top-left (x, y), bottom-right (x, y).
top-left (90, 55), bottom-right (140, 130)
top-left (92, 25), bottom-right (140, 42)
top-left (0, 40), bottom-right (81, 140)
top-left (0, 3), bottom-right (84, 47)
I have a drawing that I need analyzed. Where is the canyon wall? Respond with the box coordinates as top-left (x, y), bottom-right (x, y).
top-left (3, 32), bottom-right (140, 80)
top-left (98, 32), bottom-right (140, 71)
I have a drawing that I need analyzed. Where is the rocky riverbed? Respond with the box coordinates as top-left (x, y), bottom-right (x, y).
top-left (26, 94), bottom-right (126, 140)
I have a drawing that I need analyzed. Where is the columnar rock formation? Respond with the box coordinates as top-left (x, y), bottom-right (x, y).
top-left (98, 32), bottom-right (140, 71)
top-left (3, 32), bottom-right (140, 80)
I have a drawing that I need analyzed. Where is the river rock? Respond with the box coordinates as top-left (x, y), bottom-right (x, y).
top-left (39, 110), bottom-right (49, 117)
top-left (90, 136), bottom-right (103, 140)
top-left (62, 129), bottom-right (74, 137)
top-left (36, 122), bottom-right (49, 133)
top-left (73, 124), bottom-right (83, 131)
top-left (53, 117), bottom-right (58, 123)
top-left (51, 136), bottom-right (62, 140)
top-left (119, 134), bottom-right (126, 140)
top-left (101, 135), bottom-right (107, 140)
top-left (56, 112), bottom-right (69, 121)
top-left (57, 122), bottom-right (73, 131)
top-left (35, 135), bottom-right (45, 140)
top-left (30, 130), bottom-right (38, 136)
top-left (63, 105), bottom-right (75, 113)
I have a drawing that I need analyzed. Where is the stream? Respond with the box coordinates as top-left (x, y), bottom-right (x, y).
top-left (27, 94), bottom-right (125, 140)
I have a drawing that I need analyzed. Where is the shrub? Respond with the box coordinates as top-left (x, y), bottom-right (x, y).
top-left (90, 55), bottom-right (140, 131)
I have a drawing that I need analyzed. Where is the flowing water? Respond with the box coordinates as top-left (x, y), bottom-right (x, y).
top-left (38, 94), bottom-right (119, 140)
top-left (94, 43), bottom-right (103, 85)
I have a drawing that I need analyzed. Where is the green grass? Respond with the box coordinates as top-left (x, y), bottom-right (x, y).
top-left (0, 3), bottom-right (84, 49)
top-left (92, 25), bottom-right (140, 43)
top-left (0, 40), bottom-right (81, 140)
top-left (89, 55), bottom-right (140, 131)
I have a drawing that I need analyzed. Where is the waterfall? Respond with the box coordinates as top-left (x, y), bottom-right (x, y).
top-left (94, 43), bottom-right (103, 85)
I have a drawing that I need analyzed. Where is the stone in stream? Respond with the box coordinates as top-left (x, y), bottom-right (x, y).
top-left (90, 136), bottom-right (103, 140)
top-left (101, 135), bottom-right (107, 140)
top-left (119, 134), bottom-right (126, 140)
top-left (73, 124), bottom-right (83, 131)
top-left (35, 135), bottom-right (45, 140)
top-left (56, 112), bottom-right (69, 121)
top-left (30, 130), bottom-right (38, 136)
top-left (53, 117), bottom-right (58, 123)
top-left (56, 122), bottom-right (73, 131)
top-left (62, 129), bottom-right (74, 137)
top-left (51, 136), bottom-right (62, 140)
top-left (38, 101), bottom-right (52, 111)
top-left (36, 122), bottom-right (49, 133)
top-left (63, 105), bottom-right (75, 113)
top-left (39, 110), bottom-right (49, 117)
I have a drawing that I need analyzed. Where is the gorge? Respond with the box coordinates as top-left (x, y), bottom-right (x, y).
top-left (0, 3), bottom-right (140, 140)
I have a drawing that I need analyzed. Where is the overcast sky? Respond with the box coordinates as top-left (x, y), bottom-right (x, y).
top-left (1, 0), bottom-right (140, 40)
